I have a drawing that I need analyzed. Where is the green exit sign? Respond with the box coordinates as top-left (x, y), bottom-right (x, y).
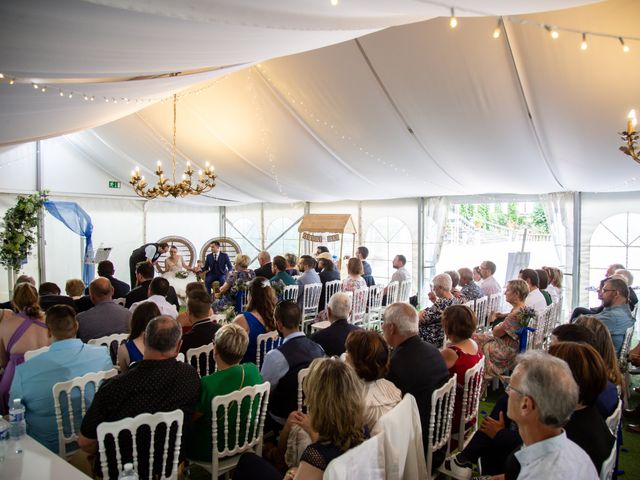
top-left (108, 181), bottom-right (121, 189)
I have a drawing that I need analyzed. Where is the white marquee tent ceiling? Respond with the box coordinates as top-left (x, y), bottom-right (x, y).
top-left (1, 0), bottom-right (639, 204)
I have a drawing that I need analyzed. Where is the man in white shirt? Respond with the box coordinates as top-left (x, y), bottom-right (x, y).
top-left (385, 255), bottom-right (410, 298)
top-left (296, 255), bottom-right (321, 309)
top-left (519, 269), bottom-right (547, 314)
top-left (130, 277), bottom-right (178, 319)
top-left (479, 260), bottom-right (501, 296)
top-left (505, 351), bottom-right (598, 479)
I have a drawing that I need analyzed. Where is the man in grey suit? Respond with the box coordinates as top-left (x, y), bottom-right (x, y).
top-left (296, 255), bottom-right (320, 309)
top-left (77, 277), bottom-right (132, 343)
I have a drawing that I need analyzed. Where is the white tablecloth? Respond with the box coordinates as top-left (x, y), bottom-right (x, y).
top-left (0, 435), bottom-right (90, 480)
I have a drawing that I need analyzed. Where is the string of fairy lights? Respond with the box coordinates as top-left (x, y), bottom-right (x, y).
top-left (0, 2), bottom-right (637, 108)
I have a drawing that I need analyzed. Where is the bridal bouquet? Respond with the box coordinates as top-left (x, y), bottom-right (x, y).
top-left (175, 270), bottom-right (189, 279)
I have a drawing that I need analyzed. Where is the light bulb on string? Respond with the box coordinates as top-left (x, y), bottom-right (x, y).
top-left (33, 83), bottom-right (38, 89)
top-left (40, 87), bottom-right (46, 93)
top-left (59, 90), bottom-right (64, 97)
top-left (9, 79), bottom-right (15, 85)
top-left (620, 37), bottom-right (630, 53)
top-left (545, 25), bottom-right (559, 39)
top-left (580, 33), bottom-right (588, 51)
top-left (0, 73), bottom-right (4, 79)
top-left (330, 0), bottom-right (338, 5)
top-left (492, 18), bottom-right (502, 39)
top-left (449, 8), bottom-right (458, 29)
top-left (68, 93), bottom-right (73, 99)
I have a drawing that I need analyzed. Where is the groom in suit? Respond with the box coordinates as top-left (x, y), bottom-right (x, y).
top-left (203, 241), bottom-right (233, 294)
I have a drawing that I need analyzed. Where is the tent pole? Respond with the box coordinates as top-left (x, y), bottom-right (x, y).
top-left (36, 140), bottom-right (46, 283)
top-left (571, 192), bottom-right (582, 310)
top-left (142, 200), bottom-right (149, 242)
top-left (339, 234), bottom-right (344, 271)
top-left (219, 206), bottom-right (226, 238)
top-left (418, 197), bottom-right (425, 306)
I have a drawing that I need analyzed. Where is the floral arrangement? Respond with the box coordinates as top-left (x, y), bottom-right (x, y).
top-left (0, 192), bottom-right (47, 272)
top-left (175, 270), bottom-right (189, 279)
top-left (271, 279), bottom-right (286, 299)
top-left (517, 306), bottom-right (538, 327)
top-left (220, 305), bottom-right (237, 324)
top-left (229, 279), bottom-right (249, 297)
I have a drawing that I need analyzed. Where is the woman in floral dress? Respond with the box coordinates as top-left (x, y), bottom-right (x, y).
top-left (474, 279), bottom-right (536, 377)
top-left (419, 273), bottom-right (459, 347)
top-left (341, 258), bottom-right (368, 293)
top-left (213, 254), bottom-right (256, 313)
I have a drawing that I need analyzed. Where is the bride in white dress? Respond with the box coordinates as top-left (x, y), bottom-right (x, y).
top-left (161, 245), bottom-right (199, 304)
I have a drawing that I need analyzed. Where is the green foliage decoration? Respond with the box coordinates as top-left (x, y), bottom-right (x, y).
top-left (0, 192), bottom-right (48, 272)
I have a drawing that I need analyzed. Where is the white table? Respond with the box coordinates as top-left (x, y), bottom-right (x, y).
top-left (0, 435), bottom-right (90, 480)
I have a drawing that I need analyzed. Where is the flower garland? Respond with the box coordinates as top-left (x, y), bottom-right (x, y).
top-left (0, 192), bottom-right (47, 272)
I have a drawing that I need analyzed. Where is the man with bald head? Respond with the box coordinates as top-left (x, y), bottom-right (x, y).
top-left (77, 277), bottom-right (132, 343)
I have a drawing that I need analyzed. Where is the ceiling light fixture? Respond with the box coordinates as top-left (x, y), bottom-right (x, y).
top-left (129, 94), bottom-right (217, 198)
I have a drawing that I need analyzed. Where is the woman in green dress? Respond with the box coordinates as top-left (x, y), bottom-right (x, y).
top-left (187, 323), bottom-right (263, 462)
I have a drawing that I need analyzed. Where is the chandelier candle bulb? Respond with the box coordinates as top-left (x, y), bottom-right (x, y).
top-left (629, 110), bottom-right (637, 134)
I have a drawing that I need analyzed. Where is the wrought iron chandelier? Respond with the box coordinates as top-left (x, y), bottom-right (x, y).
top-left (620, 109), bottom-right (639, 165)
top-left (130, 94), bottom-right (216, 198)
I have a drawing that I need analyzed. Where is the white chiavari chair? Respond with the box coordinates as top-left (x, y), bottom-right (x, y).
top-left (427, 375), bottom-right (457, 478)
top-left (350, 288), bottom-right (369, 326)
top-left (97, 409), bottom-right (184, 480)
top-left (255, 330), bottom-right (282, 370)
top-left (386, 281), bottom-right (400, 305)
top-left (366, 284), bottom-right (384, 330)
top-left (451, 358), bottom-right (484, 451)
top-left (53, 368), bottom-right (118, 459)
top-left (397, 281), bottom-right (412, 304)
top-left (189, 383), bottom-right (271, 479)
top-left (24, 345), bottom-right (50, 361)
top-left (297, 367), bottom-right (310, 412)
top-left (186, 343), bottom-right (216, 378)
top-left (282, 284), bottom-right (299, 302)
top-left (301, 283), bottom-right (322, 334)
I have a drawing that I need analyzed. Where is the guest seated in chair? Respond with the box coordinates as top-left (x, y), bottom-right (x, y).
top-left (214, 254), bottom-right (256, 313)
top-left (418, 273), bottom-right (458, 348)
top-left (9, 305), bottom-right (112, 453)
top-left (473, 279), bottom-right (535, 379)
top-left (317, 254), bottom-right (340, 312)
top-left (440, 305), bottom-right (483, 437)
top-left (233, 277), bottom-right (277, 365)
top-left (234, 357), bottom-right (366, 480)
top-left (270, 255), bottom-right (296, 287)
top-left (117, 301), bottom-right (161, 372)
top-left (186, 323), bottom-right (263, 463)
top-left (311, 292), bottom-right (359, 357)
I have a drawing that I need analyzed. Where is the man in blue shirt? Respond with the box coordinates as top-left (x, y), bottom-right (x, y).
top-left (595, 277), bottom-right (635, 353)
top-left (10, 305), bottom-right (113, 453)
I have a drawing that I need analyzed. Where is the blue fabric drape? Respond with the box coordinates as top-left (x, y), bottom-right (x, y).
top-left (44, 201), bottom-right (94, 286)
top-left (516, 326), bottom-right (536, 353)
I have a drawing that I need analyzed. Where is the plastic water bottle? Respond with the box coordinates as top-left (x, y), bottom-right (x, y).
top-left (0, 417), bottom-right (9, 462)
top-left (8, 399), bottom-right (26, 439)
top-left (118, 463), bottom-right (139, 480)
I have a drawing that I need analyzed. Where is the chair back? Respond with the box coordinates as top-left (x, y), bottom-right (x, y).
top-left (619, 326), bottom-right (634, 371)
top-left (24, 345), bottom-right (50, 361)
top-left (398, 281), bottom-right (412, 304)
top-left (211, 382), bottom-right (270, 478)
top-left (487, 293), bottom-right (503, 318)
top-left (88, 333), bottom-right (129, 364)
top-left (377, 393), bottom-right (428, 480)
top-left (282, 284), bottom-right (299, 302)
top-left (53, 368), bottom-right (118, 459)
top-left (186, 343), bottom-right (216, 378)
top-left (176, 353), bottom-right (185, 362)
top-left (301, 283), bottom-right (322, 332)
top-left (600, 439), bottom-right (617, 480)
top-left (237, 290), bottom-right (249, 311)
top-left (366, 284), bottom-right (384, 329)
top-left (606, 398), bottom-right (622, 436)
top-left (454, 358), bottom-right (485, 450)
top-left (524, 313), bottom-right (541, 351)
top-left (297, 367), bottom-right (310, 412)
top-left (255, 331), bottom-right (282, 370)
top-left (324, 280), bottom-right (342, 307)
top-left (97, 409), bottom-right (184, 480)
top-left (386, 281), bottom-right (400, 304)
top-left (114, 297), bottom-right (126, 306)
top-left (473, 296), bottom-right (488, 330)
top-left (426, 375), bottom-right (457, 476)
top-left (350, 288), bottom-right (369, 326)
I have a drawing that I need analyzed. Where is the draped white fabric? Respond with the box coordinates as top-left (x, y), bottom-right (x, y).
top-left (5, 0), bottom-right (632, 203)
top-left (424, 196), bottom-right (450, 281)
top-left (541, 192), bottom-right (574, 274)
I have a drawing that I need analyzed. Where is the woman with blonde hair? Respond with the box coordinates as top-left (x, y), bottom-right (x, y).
top-left (215, 254), bottom-right (256, 313)
top-left (233, 276), bottom-right (277, 364)
top-left (0, 283), bottom-right (50, 411)
top-left (419, 273), bottom-right (459, 347)
top-left (234, 357), bottom-right (366, 480)
top-left (473, 279), bottom-right (535, 378)
top-left (187, 323), bottom-right (263, 462)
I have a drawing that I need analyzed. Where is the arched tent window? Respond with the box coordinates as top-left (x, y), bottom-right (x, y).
top-left (365, 217), bottom-right (412, 286)
top-left (266, 217), bottom-right (298, 258)
top-left (226, 217), bottom-right (260, 267)
top-left (589, 213), bottom-right (640, 296)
